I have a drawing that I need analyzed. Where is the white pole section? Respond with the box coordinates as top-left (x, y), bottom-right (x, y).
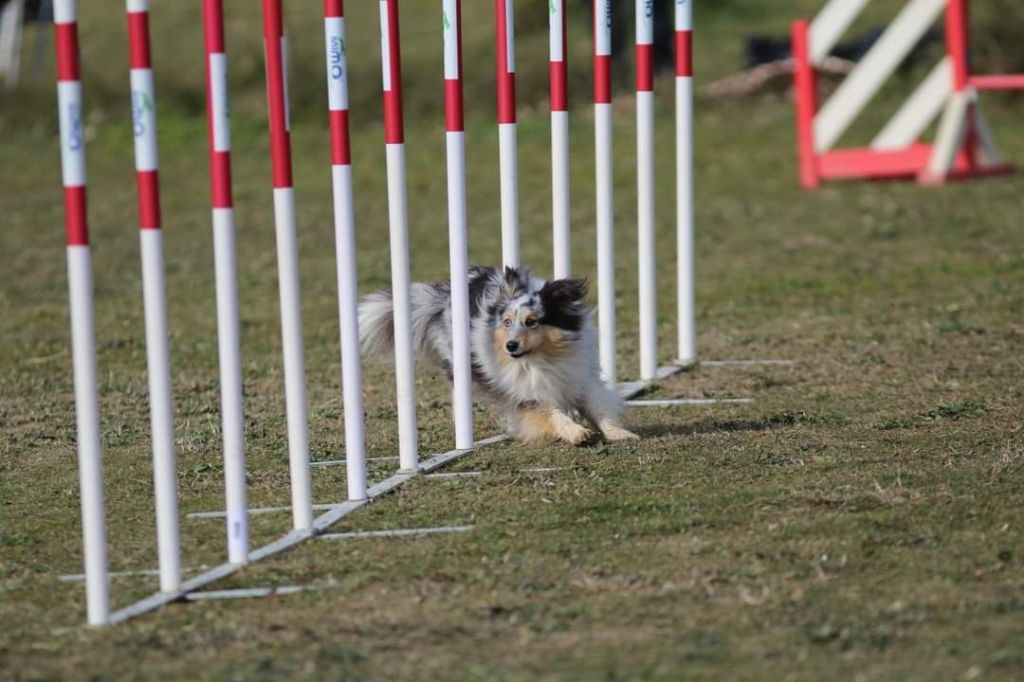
top-left (636, 0), bottom-right (657, 381)
top-left (324, 0), bottom-right (369, 501)
top-left (380, 0), bottom-right (419, 472)
top-left (496, 0), bottom-right (519, 268)
top-left (125, 0), bottom-right (181, 595)
top-left (442, 0), bottom-right (475, 451)
top-left (594, 0), bottom-right (616, 385)
top-left (549, 0), bottom-right (570, 279)
top-left (675, 0), bottom-right (696, 366)
top-left (261, 0), bottom-right (313, 533)
top-left (55, 0), bottom-right (110, 626)
top-left (202, 0), bottom-right (248, 564)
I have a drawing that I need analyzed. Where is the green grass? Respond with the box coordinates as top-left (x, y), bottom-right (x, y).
top-left (2, 1), bottom-right (1024, 680)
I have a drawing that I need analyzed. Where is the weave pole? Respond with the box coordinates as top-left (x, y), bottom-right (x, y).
top-left (125, 0), bottom-right (181, 593)
top-left (496, 0), bottom-right (519, 268)
top-left (442, 0), bottom-right (474, 451)
top-left (54, 0), bottom-right (110, 626)
top-left (202, 0), bottom-right (248, 563)
top-left (594, 0), bottom-right (616, 384)
top-left (260, 0), bottom-right (314, 532)
top-left (323, 0), bottom-right (368, 500)
top-left (379, 0), bottom-right (419, 472)
top-left (636, 0), bottom-right (657, 381)
top-left (549, 0), bottom-right (570, 279)
top-left (675, 0), bottom-right (696, 366)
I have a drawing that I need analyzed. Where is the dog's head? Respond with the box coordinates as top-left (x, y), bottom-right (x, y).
top-left (492, 267), bottom-right (589, 361)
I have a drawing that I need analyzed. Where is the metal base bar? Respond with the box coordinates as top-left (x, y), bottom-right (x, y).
top-left (185, 585), bottom-right (310, 601)
top-left (700, 359), bottom-right (795, 367)
top-left (310, 456), bottom-right (398, 469)
top-left (423, 466), bottom-right (570, 480)
top-left (319, 525), bottom-right (473, 540)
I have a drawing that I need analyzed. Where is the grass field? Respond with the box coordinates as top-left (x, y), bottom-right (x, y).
top-left (2, 1), bottom-right (1024, 679)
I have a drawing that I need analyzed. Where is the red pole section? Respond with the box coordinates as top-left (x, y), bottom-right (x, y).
top-left (791, 20), bottom-right (820, 190)
top-left (675, 2), bottom-right (692, 79)
top-left (203, 0), bottom-right (232, 209)
top-left (549, 0), bottom-right (567, 113)
top-left (382, 0), bottom-right (404, 144)
top-left (325, 0), bottom-right (352, 163)
top-left (126, 4), bottom-right (160, 230)
top-left (444, 0), bottom-right (464, 133)
top-left (496, 0), bottom-right (516, 125)
top-left (946, 0), bottom-right (970, 92)
top-left (262, 0), bottom-right (292, 189)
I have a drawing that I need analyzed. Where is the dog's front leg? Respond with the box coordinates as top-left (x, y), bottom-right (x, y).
top-left (515, 405), bottom-right (591, 446)
top-left (548, 408), bottom-right (592, 446)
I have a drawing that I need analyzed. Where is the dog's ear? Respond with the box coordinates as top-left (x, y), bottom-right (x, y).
top-left (539, 277), bottom-right (588, 307)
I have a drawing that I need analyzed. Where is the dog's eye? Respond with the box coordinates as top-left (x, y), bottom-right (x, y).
top-left (525, 319), bottom-right (538, 328)
top-left (503, 319), bottom-right (512, 328)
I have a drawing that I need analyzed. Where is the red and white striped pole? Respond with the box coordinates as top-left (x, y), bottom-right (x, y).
top-left (549, 0), bottom-right (570, 279)
top-left (495, 0), bottom-right (519, 268)
top-left (675, 0), bottom-right (696, 366)
top-left (442, 0), bottom-right (474, 451)
top-left (202, 0), bottom-right (248, 563)
top-left (260, 0), bottom-right (313, 532)
top-left (594, 0), bottom-right (616, 384)
top-left (323, 0), bottom-right (368, 500)
top-left (636, 0), bottom-right (657, 380)
top-left (54, 0), bottom-right (110, 626)
top-left (379, 0), bottom-right (419, 472)
top-left (124, 0), bottom-right (181, 593)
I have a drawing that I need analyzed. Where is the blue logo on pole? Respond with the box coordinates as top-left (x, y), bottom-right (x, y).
top-left (330, 36), bottom-right (345, 81)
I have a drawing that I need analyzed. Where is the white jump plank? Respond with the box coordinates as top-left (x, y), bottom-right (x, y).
top-left (873, 57), bottom-right (951, 150)
top-left (815, 0), bottom-right (946, 152)
top-left (809, 0), bottom-right (871, 65)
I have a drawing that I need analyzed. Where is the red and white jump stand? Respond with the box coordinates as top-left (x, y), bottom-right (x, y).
top-left (792, 0), bottom-right (1023, 188)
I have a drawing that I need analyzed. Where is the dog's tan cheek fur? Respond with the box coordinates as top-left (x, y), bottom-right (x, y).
top-left (534, 327), bottom-right (570, 359)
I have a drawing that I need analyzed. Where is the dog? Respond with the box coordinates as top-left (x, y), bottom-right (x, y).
top-left (358, 266), bottom-right (639, 445)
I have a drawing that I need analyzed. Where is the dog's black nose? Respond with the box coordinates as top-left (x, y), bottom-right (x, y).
top-left (506, 340), bottom-right (519, 352)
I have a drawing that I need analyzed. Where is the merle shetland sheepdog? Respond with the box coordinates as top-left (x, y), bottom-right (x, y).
top-left (358, 266), bottom-right (639, 445)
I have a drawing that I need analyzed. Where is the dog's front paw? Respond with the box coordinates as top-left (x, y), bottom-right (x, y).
top-left (601, 424), bottom-right (640, 442)
top-left (556, 421), bottom-right (592, 446)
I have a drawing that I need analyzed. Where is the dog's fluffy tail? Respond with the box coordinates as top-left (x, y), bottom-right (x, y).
top-left (358, 283), bottom-right (449, 361)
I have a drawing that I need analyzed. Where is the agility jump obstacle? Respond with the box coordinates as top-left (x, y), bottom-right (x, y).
top-left (54, 0), bottom-right (708, 626)
top-left (792, 0), bottom-right (1024, 188)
